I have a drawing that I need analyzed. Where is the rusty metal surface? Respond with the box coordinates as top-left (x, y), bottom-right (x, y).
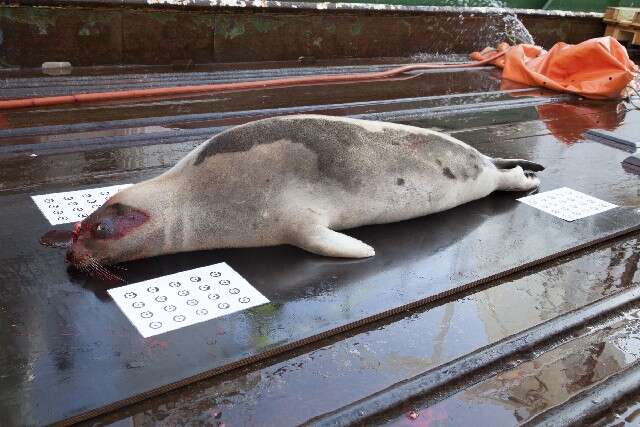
top-left (0, 6), bottom-right (124, 68)
top-left (0, 4), bottom-right (605, 67)
top-left (0, 65), bottom-right (639, 426)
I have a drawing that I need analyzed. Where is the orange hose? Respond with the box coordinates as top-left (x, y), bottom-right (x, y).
top-left (0, 52), bottom-right (506, 110)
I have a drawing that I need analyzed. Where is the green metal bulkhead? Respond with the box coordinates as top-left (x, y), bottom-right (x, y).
top-left (298, 0), bottom-right (640, 13)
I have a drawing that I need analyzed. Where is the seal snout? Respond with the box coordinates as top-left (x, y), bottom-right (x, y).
top-left (65, 243), bottom-right (123, 283)
top-left (39, 229), bottom-right (74, 249)
top-left (65, 244), bottom-right (86, 267)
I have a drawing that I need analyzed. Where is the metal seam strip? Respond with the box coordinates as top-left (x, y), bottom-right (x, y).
top-left (0, 96), bottom-right (569, 158)
top-left (0, 88), bottom-right (535, 139)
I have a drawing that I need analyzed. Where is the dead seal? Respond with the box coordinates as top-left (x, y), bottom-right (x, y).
top-left (66, 114), bottom-right (543, 273)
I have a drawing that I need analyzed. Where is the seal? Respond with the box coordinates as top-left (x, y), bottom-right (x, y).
top-left (66, 114), bottom-right (543, 271)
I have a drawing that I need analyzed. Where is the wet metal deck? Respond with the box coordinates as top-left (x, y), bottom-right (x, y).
top-left (1, 63), bottom-right (639, 426)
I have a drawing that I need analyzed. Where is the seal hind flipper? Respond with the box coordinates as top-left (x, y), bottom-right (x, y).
top-left (497, 166), bottom-right (540, 191)
top-left (291, 225), bottom-right (375, 258)
top-left (492, 158), bottom-right (545, 172)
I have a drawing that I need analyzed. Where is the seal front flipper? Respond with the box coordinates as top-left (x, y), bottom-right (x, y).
top-left (290, 224), bottom-right (375, 258)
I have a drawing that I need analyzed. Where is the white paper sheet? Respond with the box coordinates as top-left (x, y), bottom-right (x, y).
top-left (518, 187), bottom-right (617, 222)
top-left (107, 263), bottom-right (270, 337)
top-left (32, 184), bottom-right (133, 225)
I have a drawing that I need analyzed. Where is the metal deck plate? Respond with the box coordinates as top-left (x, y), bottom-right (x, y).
top-left (1, 131), bottom-right (639, 426)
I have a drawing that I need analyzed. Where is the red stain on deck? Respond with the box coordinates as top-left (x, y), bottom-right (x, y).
top-left (407, 410), bottom-right (419, 420)
top-left (400, 407), bottom-right (448, 426)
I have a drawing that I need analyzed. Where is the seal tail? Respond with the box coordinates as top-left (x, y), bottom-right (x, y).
top-left (492, 158), bottom-right (545, 172)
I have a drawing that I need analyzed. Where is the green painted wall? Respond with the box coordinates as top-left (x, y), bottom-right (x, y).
top-left (299, 0), bottom-right (640, 12)
top-left (544, 0), bottom-right (640, 12)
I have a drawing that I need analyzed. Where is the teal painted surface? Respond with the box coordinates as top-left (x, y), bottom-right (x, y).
top-left (543, 0), bottom-right (608, 12)
top-left (307, 0), bottom-right (547, 7)
top-left (299, 0), bottom-right (638, 12)
top-left (543, 0), bottom-right (637, 12)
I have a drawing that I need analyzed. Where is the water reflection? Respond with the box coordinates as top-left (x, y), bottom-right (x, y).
top-left (381, 239), bottom-right (640, 427)
top-left (453, 315), bottom-right (640, 425)
top-left (501, 78), bottom-right (627, 144)
top-left (535, 102), bottom-right (627, 145)
top-left (474, 240), bottom-right (640, 343)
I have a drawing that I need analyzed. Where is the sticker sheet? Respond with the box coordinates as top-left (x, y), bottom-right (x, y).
top-left (31, 184), bottom-right (133, 225)
top-left (518, 187), bottom-right (617, 222)
top-left (108, 263), bottom-right (270, 338)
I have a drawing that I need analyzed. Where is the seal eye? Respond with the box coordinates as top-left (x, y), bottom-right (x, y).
top-left (93, 220), bottom-right (114, 239)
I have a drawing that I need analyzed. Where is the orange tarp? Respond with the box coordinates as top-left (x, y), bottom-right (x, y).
top-left (471, 37), bottom-right (638, 100)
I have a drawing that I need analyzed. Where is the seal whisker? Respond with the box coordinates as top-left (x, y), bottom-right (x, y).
top-left (85, 257), bottom-right (123, 283)
top-left (95, 267), bottom-right (123, 283)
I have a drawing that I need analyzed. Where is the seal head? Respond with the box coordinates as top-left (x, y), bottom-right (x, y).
top-left (66, 202), bottom-right (150, 277)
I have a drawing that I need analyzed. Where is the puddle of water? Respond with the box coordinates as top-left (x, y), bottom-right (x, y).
top-left (80, 238), bottom-right (640, 427)
top-left (382, 303), bottom-right (640, 426)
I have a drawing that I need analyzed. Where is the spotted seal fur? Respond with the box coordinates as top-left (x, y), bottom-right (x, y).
top-left (67, 114), bottom-right (543, 267)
